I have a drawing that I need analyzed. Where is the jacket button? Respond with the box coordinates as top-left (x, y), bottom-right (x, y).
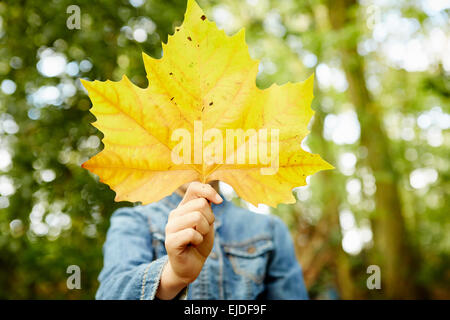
top-left (247, 246), bottom-right (256, 254)
top-left (209, 252), bottom-right (218, 259)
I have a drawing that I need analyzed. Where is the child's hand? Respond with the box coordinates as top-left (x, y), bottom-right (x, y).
top-left (156, 182), bottom-right (223, 299)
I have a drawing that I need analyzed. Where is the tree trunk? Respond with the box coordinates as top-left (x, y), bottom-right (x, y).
top-left (295, 107), bottom-right (358, 298)
top-left (325, 0), bottom-right (416, 298)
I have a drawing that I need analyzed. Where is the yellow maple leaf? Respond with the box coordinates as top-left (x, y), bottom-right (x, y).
top-left (80, 0), bottom-right (333, 207)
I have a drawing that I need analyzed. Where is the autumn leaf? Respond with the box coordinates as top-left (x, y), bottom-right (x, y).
top-left (80, 0), bottom-right (333, 207)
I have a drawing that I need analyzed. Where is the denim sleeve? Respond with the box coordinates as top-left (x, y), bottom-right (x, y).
top-left (265, 216), bottom-right (309, 300)
top-left (95, 207), bottom-right (187, 300)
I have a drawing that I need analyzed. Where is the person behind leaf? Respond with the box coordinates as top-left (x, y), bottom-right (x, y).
top-left (96, 181), bottom-right (309, 299)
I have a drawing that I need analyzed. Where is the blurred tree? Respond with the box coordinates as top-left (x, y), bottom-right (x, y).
top-left (325, 0), bottom-right (416, 298)
top-left (0, 0), bottom-right (189, 299)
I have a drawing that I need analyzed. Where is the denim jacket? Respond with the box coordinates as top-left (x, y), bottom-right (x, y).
top-left (96, 191), bottom-right (309, 300)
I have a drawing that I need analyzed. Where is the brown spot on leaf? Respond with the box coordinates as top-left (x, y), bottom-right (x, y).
top-left (170, 97), bottom-right (174, 101)
top-left (187, 36), bottom-right (192, 41)
top-left (201, 15), bottom-right (206, 21)
top-left (209, 102), bottom-right (213, 106)
top-left (169, 72), bottom-right (173, 75)
top-left (176, 28), bottom-right (180, 32)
